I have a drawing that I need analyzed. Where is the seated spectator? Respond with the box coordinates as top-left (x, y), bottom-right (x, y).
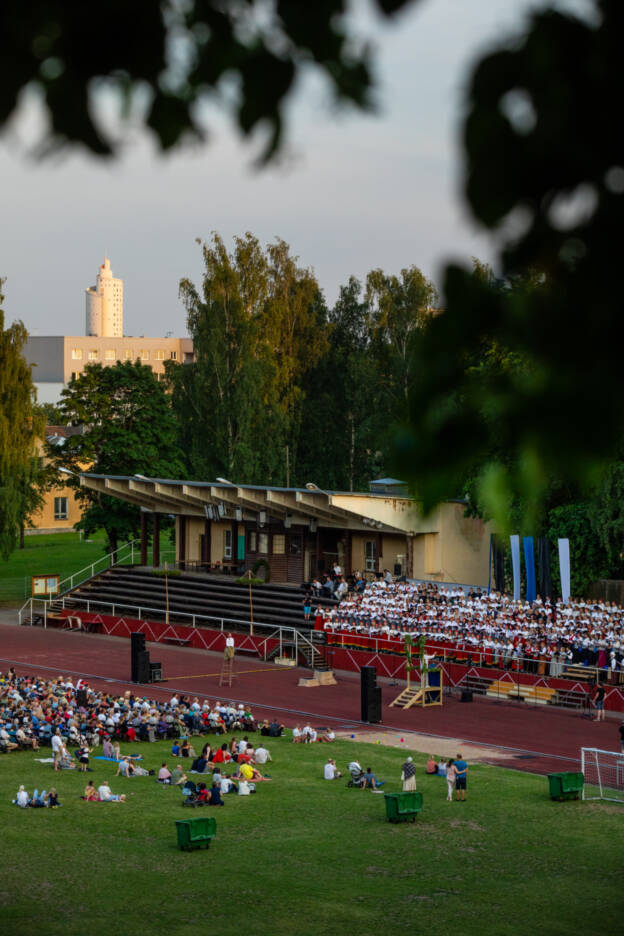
top-left (318, 729), bottom-right (335, 743)
top-left (208, 782), bottom-right (225, 806)
top-left (212, 743), bottom-right (231, 765)
top-left (292, 726), bottom-right (304, 743)
top-left (302, 725), bottom-right (317, 743)
top-left (157, 762), bottom-right (172, 784)
top-left (437, 759), bottom-right (447, 777)
top-left (361, 767), bottom-right (384, 791)
top-left (259, 720), bottom-right (272, 736)
top-left (324, 758), bottom-right (341, 780)
top-left (269, 719), bottom-right (284, 737)
top-left (14, 785), bottom-right (30, 807)
top-left (83, 781), bottom-right (99, 801)
top-left (195, 782), bottom-right (210, 803)
top-left (46, 788), bottom-right (60, 807)
top-left (426, 755), bottom-right (438, 775)
top-left (97, 782), bottom-right (126, 803)
top-left (254, 742), bottom-right (272, 765)
top-left (171, 764), bottom-right (187, 786)
top-left (29, 788), bottom-right (47, 808)
top-left (116, 756), bottom-right (136, 778)
top-left (171, 740), bottom-right (181, 757)
top-left (180, 739), bottom-right (196, 758)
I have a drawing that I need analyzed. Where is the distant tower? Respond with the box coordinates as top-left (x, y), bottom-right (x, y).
top-left (85, 257), bottom-right (123, 337)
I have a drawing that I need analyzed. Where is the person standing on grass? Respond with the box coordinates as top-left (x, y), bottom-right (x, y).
top-left (51, 730), bottom-right (63, 772)
top-left (454, 754), bottom-right (468, 801)
top-left (446, 759), bottom-right (457, 802)
top-left (401, 756), bottom-right (416, 792)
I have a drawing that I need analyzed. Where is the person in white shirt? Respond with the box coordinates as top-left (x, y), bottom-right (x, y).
top-left (51, 731), bottom-right (63, 771)
top-left (97, 782), bottom-right (126, 803)
top-left (324, 758), bottom-right (341, 780)
top-left (15, 785), bottom-right (29, 807)
top-left (224, 633), bottom-right (235, 660)
top-left (255, 743), bottom-right (272, 765)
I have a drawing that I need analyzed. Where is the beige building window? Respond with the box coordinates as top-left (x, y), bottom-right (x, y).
top-left (54, 497), bottom-right (68, 520)
top-left (248, 531), bottom-right (257, 552)
top-left (88, 350), bottom-right (99, 361)
top-left (139, 349), bottom-right (149, 361)
top-left (365, 540), bottom-right (376, 572)
top-left (105, 349), bottom-right (116, 361)
top-left (272, 534), bottom-right (286, 555)
top-left (154, 350), bottom-right (165, 361)
top-left (224, 529), bottom-right (233, 560)
top-left (170, 350), bottom-right (178, 360)
top-left (71, 348), bottom-right (83, 360)
top-left (258, 533), bottom-right (269, 554)
top-left (124, 350), bottom-right (134, 360)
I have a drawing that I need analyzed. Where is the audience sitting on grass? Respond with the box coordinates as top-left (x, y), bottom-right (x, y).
top-left (321, 580), bottom-right (624, 678)
top-left (0, 672), bottom-right (262, 758)
top-left (13, 786), bottom-right (61, 807)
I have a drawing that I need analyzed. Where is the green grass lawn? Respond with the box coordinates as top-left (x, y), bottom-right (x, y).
top-left (1, 736), bottom-right (621, 936)
top-left (0, 531), bottom-right (176, 605)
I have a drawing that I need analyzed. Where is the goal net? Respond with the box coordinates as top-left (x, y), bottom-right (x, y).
top-left (581, 747), bottom-right (624, 803)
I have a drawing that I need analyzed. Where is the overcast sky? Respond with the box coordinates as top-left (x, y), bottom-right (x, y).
top-left (0, 0), bottom-right (589, 338)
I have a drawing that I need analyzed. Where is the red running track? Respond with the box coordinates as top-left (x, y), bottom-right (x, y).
top-left (1, 623), bottom-right (620, 775)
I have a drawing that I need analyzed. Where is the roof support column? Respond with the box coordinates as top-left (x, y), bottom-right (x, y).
top-left (178, 516), bottom-right (186, 571)
top-left (140, 511), bottom-right (148, 567)
top-left (152, 513), bottom-right (160, 568)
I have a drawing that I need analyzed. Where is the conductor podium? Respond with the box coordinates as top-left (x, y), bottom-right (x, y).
top-left (390, 635), bottom-right (444, 710)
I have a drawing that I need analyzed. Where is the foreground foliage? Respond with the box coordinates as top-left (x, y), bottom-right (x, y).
top-left (0, 735), bottom-right (621, 936)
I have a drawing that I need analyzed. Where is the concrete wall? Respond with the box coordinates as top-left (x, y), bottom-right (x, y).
top-left (438, 502), bottom-right (492, 586)
top-left (25, 337), bottom-right (65, 381)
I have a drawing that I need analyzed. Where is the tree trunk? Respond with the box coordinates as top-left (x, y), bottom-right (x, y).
top-left (19, 525), bottom-right (25, 549)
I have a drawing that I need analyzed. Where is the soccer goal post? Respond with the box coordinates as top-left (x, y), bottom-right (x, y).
top-left (581, 747), bottom-right (624, 804)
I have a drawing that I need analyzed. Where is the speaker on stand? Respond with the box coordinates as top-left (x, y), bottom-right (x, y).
top-left (361, 666), bottom-right (382, 723)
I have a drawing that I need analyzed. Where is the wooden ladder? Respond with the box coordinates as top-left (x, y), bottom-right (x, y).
top-left (389, 687), bottom-right (423, 709)
top-left (219, 655), bottom-right (235, 687)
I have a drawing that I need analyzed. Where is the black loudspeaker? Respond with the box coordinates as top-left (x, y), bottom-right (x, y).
top-left (134, 651), bottom-right (151, 684)
top-left (76, 689), bottom-right (88, 707)
top-left (131, 632), bottom-right (147, 682)
top-left (149, 662), bottom-right (162, 683)
top-left (361, 666), bottom-right (382, 723)
top-left (460, 690), bottom-right (473, 703)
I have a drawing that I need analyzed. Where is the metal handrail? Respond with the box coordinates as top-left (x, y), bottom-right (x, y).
top-left (58, 538), bottom-right (141, 594)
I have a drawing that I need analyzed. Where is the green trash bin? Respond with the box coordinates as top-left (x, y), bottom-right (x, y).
top-left (175, 816), bottom-right (217, 850)
top-left (384, 791), bottom-right (423, 823)
top-left (548, 772), bottom-right (584, 801)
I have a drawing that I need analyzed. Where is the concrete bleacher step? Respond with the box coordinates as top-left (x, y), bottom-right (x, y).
top-left (62, 565), bottom-right (336, 634)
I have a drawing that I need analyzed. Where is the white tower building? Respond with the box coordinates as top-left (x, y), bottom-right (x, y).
top-left (85, 257), bottom-right (123, 337)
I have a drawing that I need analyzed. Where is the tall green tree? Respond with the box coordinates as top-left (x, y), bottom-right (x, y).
top-left (49, 361), bottom-right (184, 553)
top-left (366, 265), bottom-right (438, 426)
top-left (298, 275), bottom-right (385, 491)
top-left (175, 233), bottom-right (327, 485)
top-left (0, 281), bottom-right (42, 558)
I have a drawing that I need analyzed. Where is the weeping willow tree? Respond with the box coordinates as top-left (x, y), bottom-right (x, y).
top-left (0, 279), bottom-right (42, 559)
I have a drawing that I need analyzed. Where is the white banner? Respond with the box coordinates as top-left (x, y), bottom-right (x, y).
top-left (558, 538), bottom-right (571, 604)
top-left (510, 535), bottom-right (521, 601)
